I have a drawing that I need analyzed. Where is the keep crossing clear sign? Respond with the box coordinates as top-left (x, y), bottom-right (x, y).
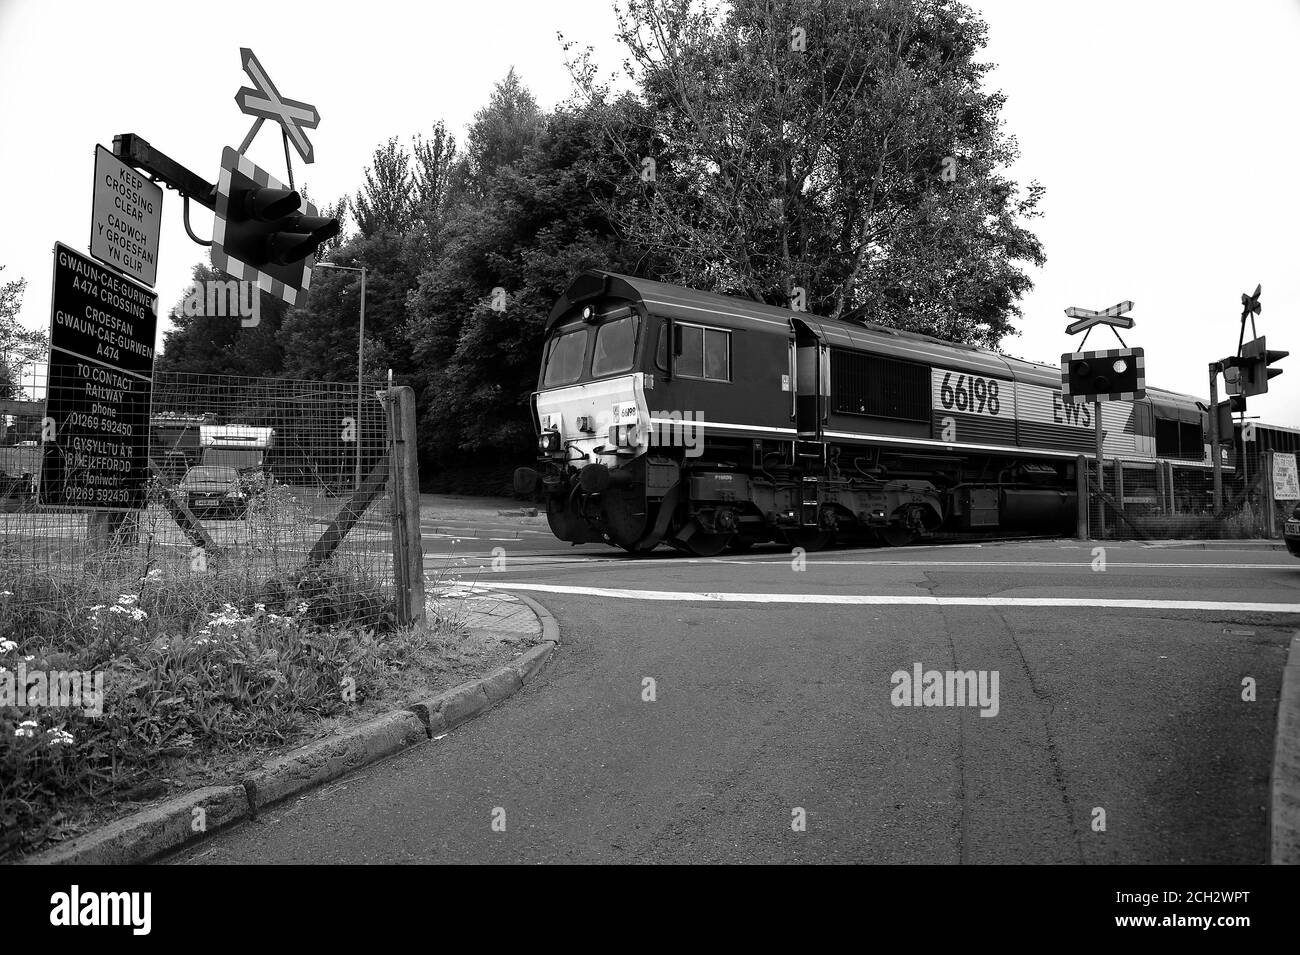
top-left (90, 145), bottom-right (163, 287)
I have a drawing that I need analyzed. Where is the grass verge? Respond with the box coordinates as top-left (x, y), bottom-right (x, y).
top-left (0, 558), bottom-right (528, 860)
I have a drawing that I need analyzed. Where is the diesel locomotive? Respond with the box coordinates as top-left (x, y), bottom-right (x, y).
top-left (513, 270), bottom-right (1258, 555)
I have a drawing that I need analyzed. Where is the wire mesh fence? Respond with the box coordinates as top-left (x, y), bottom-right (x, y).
top-left (0, 368), bottom-right (398, 637)
top-left (1079, 445), bottom-right (1300, 541)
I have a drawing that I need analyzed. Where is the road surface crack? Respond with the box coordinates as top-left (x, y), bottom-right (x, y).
top-left (999, 609), bottom-right (1085, 863)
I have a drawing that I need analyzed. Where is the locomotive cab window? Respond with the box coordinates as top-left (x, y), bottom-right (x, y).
top-left (1155, 416), bottom-right (1204, 459)
top-left (591, 313), bottom-right (640, 378)
top-left (542, 328), bottom-right (587, 387)
top-left (667, 322), bottom-right (730, 382)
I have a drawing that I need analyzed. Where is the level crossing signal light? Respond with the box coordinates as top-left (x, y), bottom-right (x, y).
top-left (211, 146), bottom-right (339, 307)
top-left (1060, 347), bottom-right (1145, 403)
top-left (220, 181), bottom-right (338, 269)
top-left (1215, 395), bottom-right (1247, 444)
top-left (1238, 336), bottom-right (1287, 397)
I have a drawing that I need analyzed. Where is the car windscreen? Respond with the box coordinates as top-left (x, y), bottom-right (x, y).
top-left (542, 329), bottom-right (587, 387)
top-left (184, 468), bottom-right (237, 484)
top-left (591, 314), bottom-right (639, 378)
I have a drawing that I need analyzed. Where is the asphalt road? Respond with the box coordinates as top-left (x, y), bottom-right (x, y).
top-left (169, 533), bottom-right (1300, 864)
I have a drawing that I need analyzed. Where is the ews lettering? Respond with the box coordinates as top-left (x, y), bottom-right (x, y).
top-left (1052, 393), bottom-right (1093, 428)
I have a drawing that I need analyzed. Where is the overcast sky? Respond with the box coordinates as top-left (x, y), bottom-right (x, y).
top-left (1, 0), bottom-right (1297, 426)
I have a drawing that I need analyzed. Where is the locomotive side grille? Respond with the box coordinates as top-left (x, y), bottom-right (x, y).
top-left (830, 349), bottom-right (930, 422)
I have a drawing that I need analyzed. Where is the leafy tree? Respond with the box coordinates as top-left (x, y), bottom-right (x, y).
top-left (406, 96), bottom-right (641, 483)
top-left (568, 0), bottom-right (1044, 347)
top-left (412, 121), bottom-right (458, 257)
top-left (278, 231), bottom-right (425, 384)
top-left (0, 266), bottom-right (45, 400)
top-left (352, 137), bottom-right (414, 239)
top-left (457, 68), bottom-right (546, 199)
top-left (155, 261), bottom-right (288, 378)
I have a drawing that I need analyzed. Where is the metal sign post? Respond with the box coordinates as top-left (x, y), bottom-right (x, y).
top-left (1094, 399), bottom-right (1105, 537)
top-left (1209, 362), bottom-right (1222, 514)
top-left (1062, 300), bottom-right (1138, 540)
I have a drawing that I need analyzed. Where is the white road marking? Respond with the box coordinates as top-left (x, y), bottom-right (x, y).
top-left (464, 581), bottom-right (1300, 614)
top-left (696, 559), bottom-right (1294, 570)
top-left (423, 553), bottom-right (1293, 571)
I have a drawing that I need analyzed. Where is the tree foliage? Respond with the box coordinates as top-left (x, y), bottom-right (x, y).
top-left (406, 97), bottom-right (638, 478)
top-left (352, 137), bottom-right (414, 239)
top-left (155, 262), bottom-right (288, 379)
top-left (568, 0), bottom-right (1044, 346)
top-left (0, 265), bottom-right (45, 399)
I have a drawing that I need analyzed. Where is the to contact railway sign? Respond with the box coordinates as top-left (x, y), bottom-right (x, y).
top-left (40, 243), bottom-right (158, 512)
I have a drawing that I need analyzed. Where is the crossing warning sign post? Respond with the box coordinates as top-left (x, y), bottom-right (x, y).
top-left (1062, 300), bottom-right (1138, 538)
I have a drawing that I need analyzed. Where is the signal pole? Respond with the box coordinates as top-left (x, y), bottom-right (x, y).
top-left (1062, 300), bottom-right (1140, 540)
top-left (1094, 399), bottom-right (1104, 536)
top-left (1209, 361), bottom-right (1222, 514)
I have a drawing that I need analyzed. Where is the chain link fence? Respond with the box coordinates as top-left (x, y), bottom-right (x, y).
top-left (0, 369), bottom-right (403, 633)
top-left (1078, 434), bottom-right (1300, 541)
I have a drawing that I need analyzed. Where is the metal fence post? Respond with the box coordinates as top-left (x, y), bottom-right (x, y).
top-left (1076, 454), bottom-right (1089, 540)
top-left (1264, 451), bottom-right (1277, 539)
top-left (388, 386), bottom-right (425, 626)
top-left (1114, 458), bottom-right (1125, 519)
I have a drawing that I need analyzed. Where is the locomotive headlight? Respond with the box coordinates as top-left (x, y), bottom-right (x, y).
top-left (538, 430), bottom-right (561, 453)
top-left (1112, 359), bottom-right (1129, 374)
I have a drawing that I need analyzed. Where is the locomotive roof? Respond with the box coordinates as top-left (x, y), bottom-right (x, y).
top-left (550, 270), bottom-right (1210, 413)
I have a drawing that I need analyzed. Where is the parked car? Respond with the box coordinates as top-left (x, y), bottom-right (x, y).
top-left (1285, 502), bottom-right (1300, 560)
top-left (179, 466), bottom-right (252, 519)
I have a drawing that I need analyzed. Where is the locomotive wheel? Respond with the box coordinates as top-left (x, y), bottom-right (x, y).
top-left (879, 524), bottom-right (915, 547)
top-left (779, 529), bottom-right (832, 552)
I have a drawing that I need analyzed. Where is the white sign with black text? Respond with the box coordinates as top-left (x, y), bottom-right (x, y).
top-left (89, 144), bottom-right (162, 287)
top-left (1273, 453), bottom-right (1300, 501)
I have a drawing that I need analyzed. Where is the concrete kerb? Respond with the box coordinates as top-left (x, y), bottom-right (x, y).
top-left (1269, 633), bottom-right (1300, 864)
top-left (25, 590), bottom-right (561, 866)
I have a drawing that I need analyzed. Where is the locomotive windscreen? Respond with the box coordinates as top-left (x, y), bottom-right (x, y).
top-left (591, 314), bottom-right (639, 377)
top-left (542, 328), bottom-right (587, 387)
